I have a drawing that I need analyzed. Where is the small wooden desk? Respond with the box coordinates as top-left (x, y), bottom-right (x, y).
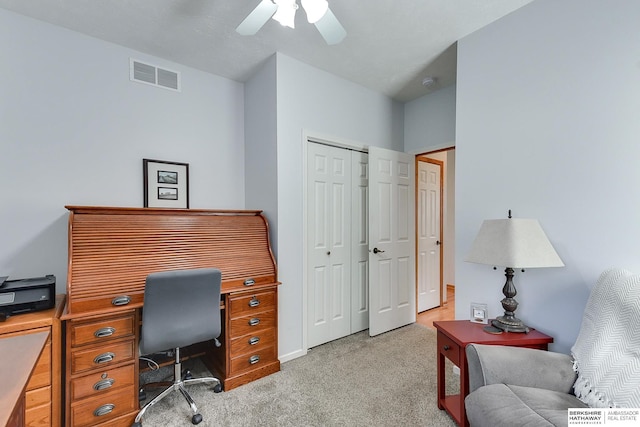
top-left (0, 331), bottom-right (49, 427)
top-left (434, 320), bottom-right (554, 427)
top-left (0, 295), bottom-right (65, 427)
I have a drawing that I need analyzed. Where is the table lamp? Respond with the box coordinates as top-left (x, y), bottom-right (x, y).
top-left (465, 212), bottom-right (564, 333)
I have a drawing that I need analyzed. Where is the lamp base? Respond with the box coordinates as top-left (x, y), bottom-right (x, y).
top-left (492, 316), bottom-right (530, 333)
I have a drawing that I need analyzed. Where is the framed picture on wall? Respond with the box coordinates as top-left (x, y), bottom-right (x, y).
top-left (143, 158), bottom-right (189, 208)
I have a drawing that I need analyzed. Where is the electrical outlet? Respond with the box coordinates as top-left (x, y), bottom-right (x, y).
top-left (470, 302), bottom-right (488, 324)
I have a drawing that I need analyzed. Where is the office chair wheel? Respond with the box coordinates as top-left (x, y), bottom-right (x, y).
top-left (138, 388), bottom-right (147, 402)
top-left (192, 413), bottom-right (203, 424)
top-left (131, 423), bottom-right (142, 427)
top-left (183, 370), bottom-right (193, 380)
top-left (213, 383), bottom-right (223, 393)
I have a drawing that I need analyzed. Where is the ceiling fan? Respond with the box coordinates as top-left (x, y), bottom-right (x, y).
top-left (236, 0), bottom-right (347, 45)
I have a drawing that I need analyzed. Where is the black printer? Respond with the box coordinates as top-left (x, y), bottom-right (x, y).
top-left (0, 275), bottom-right (56, 318)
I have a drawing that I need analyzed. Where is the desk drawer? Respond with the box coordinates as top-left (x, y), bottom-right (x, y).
top-left (229, 345), bottom-right (277, 375)
top-left (25, 397), bottom-right (51, 427)
top-left (26, 384), bottom-right (51, 408)
top-left (70, 313), bottom-right (135, 347)
top-left (70, 384), bottom-right (136, 427)
top-left (230, 328), bottom-right (276, 357)
top-left (228, 290), bottom-right (276, 318)
top-left (71, 339), bottom-right (135, 375)
top-left (437, 332), bottom-right (461, 366)
top-left (71, 363), bottom-right (135, 401)
top-left (27, 340), bottom-right (51, 390)
top-left (229, 310), bottom-right (276, 337)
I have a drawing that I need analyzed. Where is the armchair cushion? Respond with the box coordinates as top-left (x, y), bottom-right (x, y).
top-left (466, 343), bottom-right (577, 394)
top-left (465, 384), bottom-right (587, 427)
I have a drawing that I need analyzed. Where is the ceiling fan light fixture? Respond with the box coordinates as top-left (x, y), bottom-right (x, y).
top-left (301, 0), bottom-right (329, 24)
top-left (272, 0), bottom-right (298, 28)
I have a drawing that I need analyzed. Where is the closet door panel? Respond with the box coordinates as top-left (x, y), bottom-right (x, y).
top-left (307, 143), bottom-right (352, 347)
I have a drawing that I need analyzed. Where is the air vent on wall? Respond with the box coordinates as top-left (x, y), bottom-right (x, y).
top-left (130, 58), bottom-right (180, 91)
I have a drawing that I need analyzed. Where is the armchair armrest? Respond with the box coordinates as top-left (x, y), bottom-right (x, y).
top-left (466, 343), bottom-right (577, 394)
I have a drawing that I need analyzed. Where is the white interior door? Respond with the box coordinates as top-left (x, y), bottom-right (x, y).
top-left (307, 142), bottom-right (352, 347)
top-left (368, 146), bottom-right (416, 336)
top-left (417, 159), bottom-right (442, 312)
top-left (351, 151), bottom-right (369, 333)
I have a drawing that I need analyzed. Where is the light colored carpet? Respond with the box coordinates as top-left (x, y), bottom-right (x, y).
top-left (138, 323), bottom-right (459, 426)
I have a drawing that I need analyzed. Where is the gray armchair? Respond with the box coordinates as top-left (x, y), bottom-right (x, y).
top-left (465, 344), bottom-right (586, 426)
top-left (464, 268), bottom-right (640, 427)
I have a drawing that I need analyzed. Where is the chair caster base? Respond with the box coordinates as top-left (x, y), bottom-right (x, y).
top-left (192, 413), bottom-right (203, 424)
top-left (213, 383), bottom-right (223, 393)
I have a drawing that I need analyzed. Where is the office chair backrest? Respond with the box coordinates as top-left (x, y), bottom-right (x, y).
top-left (140, 268), bottom-right (222, 355)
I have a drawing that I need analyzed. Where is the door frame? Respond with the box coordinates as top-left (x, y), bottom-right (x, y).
top-left (415, 157), bottom-right (444, 311)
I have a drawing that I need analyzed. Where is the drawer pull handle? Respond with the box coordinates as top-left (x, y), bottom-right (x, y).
top-left (111, 295), bottom-right (131, 306)
top-left (93, 378), bottom-right (115, 391)
top-left (249, 336), bottom-right (260, 345)
top-left (244, 278), bottom-right (255, 286)
top-left (94, 327), bottom-right (116, 338)
top-left (248, 318), bottom-right (260, 326)
top-left (443, 345), bottom-right (450, 351)
top-left (249, 298), bottom-right (260, 307)
top-left (249, 355), bottom-right (260, 365)
top-left (94, 352), bottom-right (115, 364)
top-left (94, 403), bottom-right (115, 417)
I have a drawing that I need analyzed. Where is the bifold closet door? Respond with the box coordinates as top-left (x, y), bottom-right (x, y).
top-left (307, 142), bottom-right (353, 348)
top-left (350, 150), bottom-right (369, 334)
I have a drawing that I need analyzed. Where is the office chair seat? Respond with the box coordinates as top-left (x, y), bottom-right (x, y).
top-left (132, 268), bottom-right (223, 426)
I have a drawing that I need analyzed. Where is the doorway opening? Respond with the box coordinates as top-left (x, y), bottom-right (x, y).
top-left (415, 147), bottom-right (455, 329)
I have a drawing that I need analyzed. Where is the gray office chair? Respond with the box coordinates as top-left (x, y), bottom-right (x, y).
top-left (132, 268), bottom-right (223, 426)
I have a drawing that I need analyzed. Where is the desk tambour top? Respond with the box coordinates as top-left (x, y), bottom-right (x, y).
top-left (64, 206), bottom-right (278, 318)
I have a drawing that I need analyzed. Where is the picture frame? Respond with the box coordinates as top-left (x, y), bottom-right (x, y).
top-left (470, 302), bottom-right (488, 324)
top-left (143, 159), bottom-right (189, 208)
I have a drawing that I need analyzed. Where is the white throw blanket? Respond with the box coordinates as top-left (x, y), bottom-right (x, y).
top-left (571, 268), bottom-right (640, 408)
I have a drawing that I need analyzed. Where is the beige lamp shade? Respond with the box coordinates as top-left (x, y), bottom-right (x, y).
top-left (466, 218), bottom-right (564, 269)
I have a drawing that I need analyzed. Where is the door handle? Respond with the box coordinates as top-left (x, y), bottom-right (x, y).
top-left (372, 248), bottom-right (385, 254)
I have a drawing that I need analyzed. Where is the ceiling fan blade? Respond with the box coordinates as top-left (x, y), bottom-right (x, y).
top-left (314, 8), bottom-right (346, 45)
top-left (236, 0), bottom-right (278, 36)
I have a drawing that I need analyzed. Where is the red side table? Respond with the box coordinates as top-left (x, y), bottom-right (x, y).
top-left (433, 320), bottom-right (554, 427)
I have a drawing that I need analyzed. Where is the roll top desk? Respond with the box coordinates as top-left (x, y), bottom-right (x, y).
top-left (62, 206), bottom-right (281, 427)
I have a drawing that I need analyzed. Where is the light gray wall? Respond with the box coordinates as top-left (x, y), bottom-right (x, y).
top-left (244, 55), bottom-right (278, 255)
top-left (404, 85), bottom-right (456, 154)
top-left (274, 53), bottom-right (404, 360)
top-left (456, 0), bottom-right (640, 353)
top-left (445, 150), bottom-right (455, 289)
top-left (0, 9), bottom-right (245, 293)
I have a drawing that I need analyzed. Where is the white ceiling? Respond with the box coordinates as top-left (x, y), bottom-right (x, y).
top-left (0, 0), bottom-right (534, 102)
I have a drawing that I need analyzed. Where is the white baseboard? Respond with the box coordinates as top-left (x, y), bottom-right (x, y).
top-left (279, 348), bottom-right (307, 363)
